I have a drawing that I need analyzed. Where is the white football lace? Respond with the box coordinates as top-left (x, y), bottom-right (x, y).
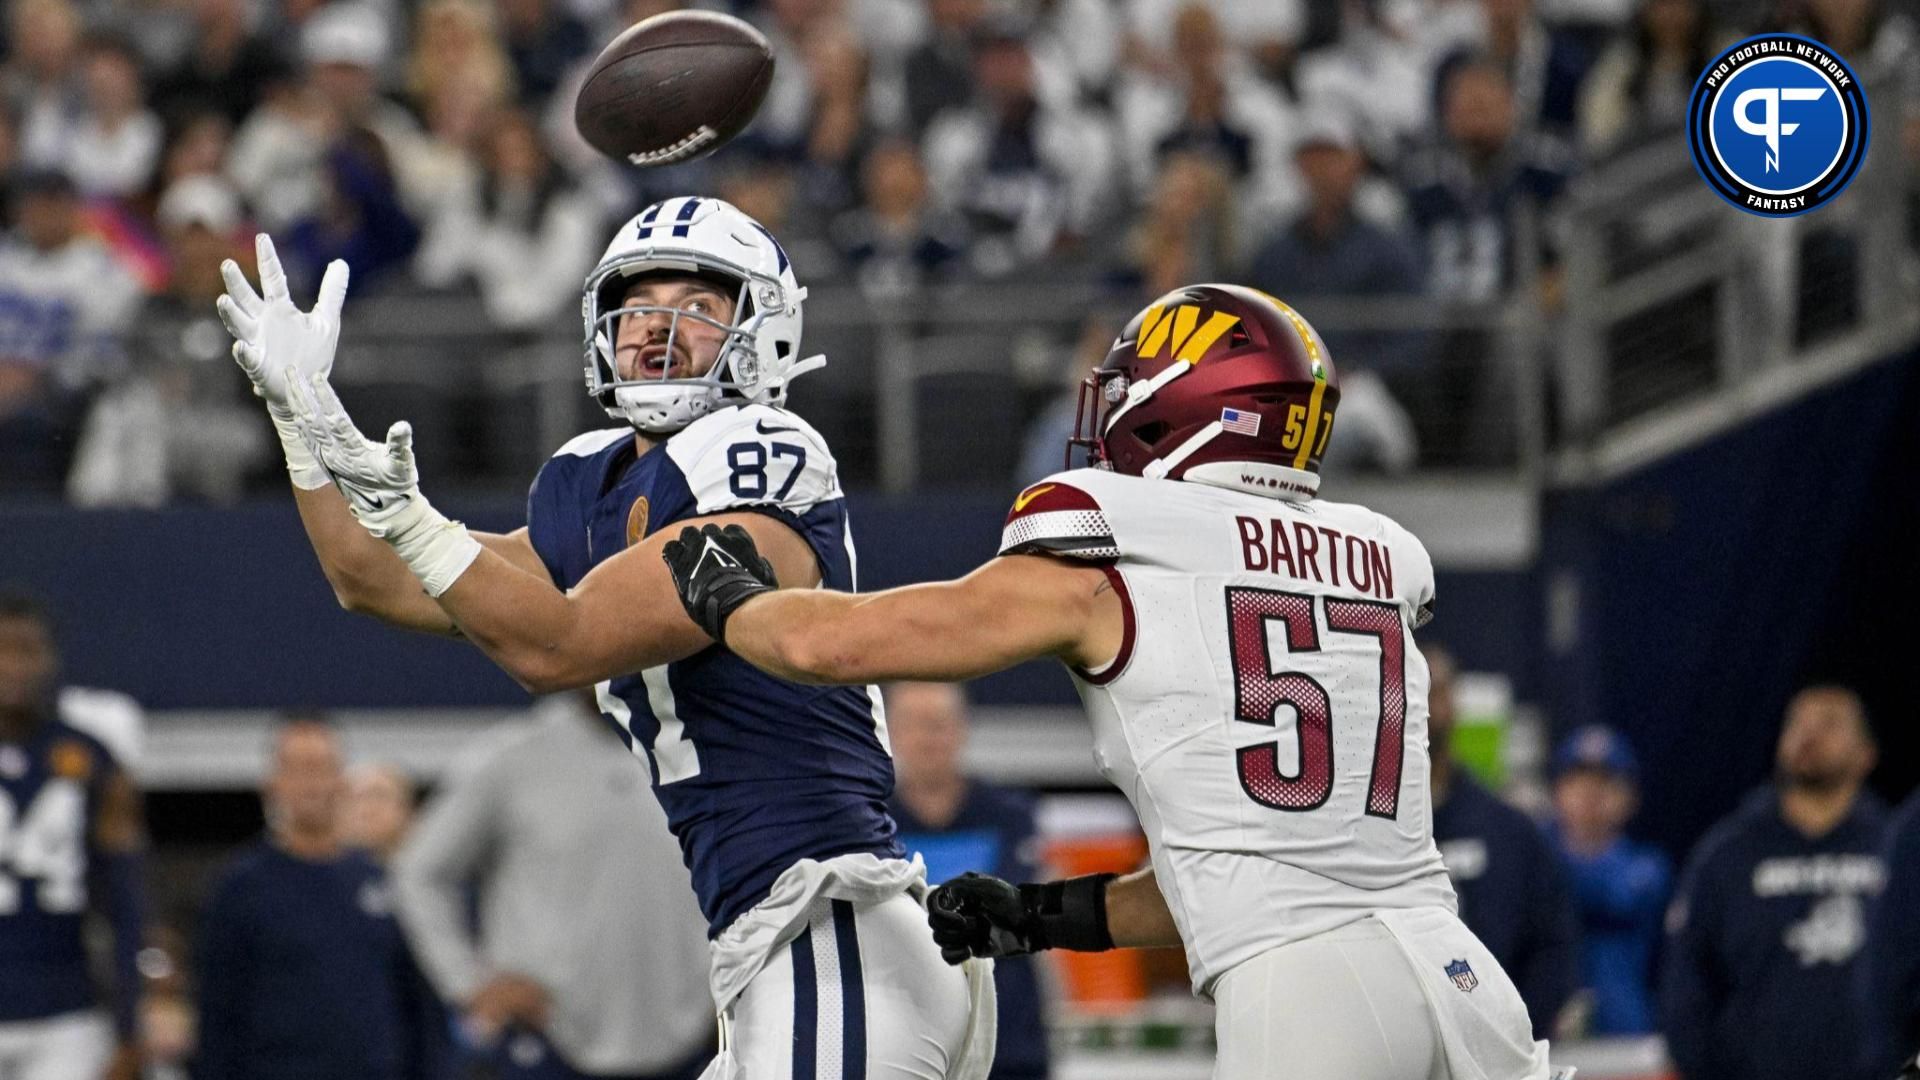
top-left (626, 126), bottom-right (718, 166)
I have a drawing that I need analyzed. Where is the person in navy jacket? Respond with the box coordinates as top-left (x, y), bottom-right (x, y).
top-left (1863, 788), bottom-right (1920, 1078)
top-left (1661, 685), bottom-right (1886, 1080)
top-left (195, 717), bottom-right (438, 1080)
top-left (1426, 646), bottom-right (1580, 1040)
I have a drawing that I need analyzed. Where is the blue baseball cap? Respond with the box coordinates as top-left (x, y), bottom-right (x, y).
top-left (1553, 725), bottom-right (1640, 782)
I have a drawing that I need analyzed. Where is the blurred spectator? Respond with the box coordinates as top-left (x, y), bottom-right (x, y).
top-left (284, 127), bottom-right (421, 294)
top-left (1117, 149), bottom-right (1233, 298)
top-left (752, 0), bottom-right (848, 152)
top-left (62, 34), bottom-right (163, 200)
top-left (414, 107), bottom-right (601, 329)
top-left (1864, 787), bottom-right (1920, 1077)
top-left (1578, 0), bottom-right (1719, 157)
top-left (196, 716), bottom-right (440, 1080)
top-left (342, 763), bottom-right (417, 866)
top-left (1016, 309), bottom-right (1113, 483)
top-left (393, 694), bottom-right (712, 1080)
top-left (0, 589), bottom-right (147, 1080)
top-left (923, 25), bottom-right (1116, 274)
top-left (1426, 644), bottom-right (1580, 1039)
top-left (68, 175), bottom-right (268, 506)
top-left (885, 682), bottom-right (1051, 1080)
top-left (149, 0), bottom-right (287, 127)
top-left (1121, 0), bottom-right (1304, 88)
top-left (1450, 0), bottom-right (1597, 134)
top-left (1248, 115), bottom-right (1425, 366)
top-left (1403, 54), bottom-right (1572, 302)
top-left (0, 169), bottom-right (143, 495)
top-left (1662, 685), bottom-right (1887, 1080)
top-left (229, 2), bottom-right (438, 267)
top-left (498, 0), bottom-right (591, 107)
top-left (1115, 1), bottom-right (1296, 224)
top-left (1546, 725), bottom-right (1670, 1036)
top-left (903, 0), bottom-right (990, 134)
top-left (1025, 0), bottom-right (1123, 105)
top-left (1295, 4), bottom-right (1433, 162)
top-left (155, 110), bottom-right (232, 190)
top-left (4, 0), bottom-right (85, 174)
top-left (831, 138), bottom-right (970, 297)
top-left (407, 0), bottom-right (518, 113)
top-left (790, 25), bottom-right (876, 214)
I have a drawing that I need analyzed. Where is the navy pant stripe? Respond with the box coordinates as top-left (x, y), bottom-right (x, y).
top-left (831, 900), bottom-right (866, 1080)
top-left (792, 925), bottom-right (818, 1080)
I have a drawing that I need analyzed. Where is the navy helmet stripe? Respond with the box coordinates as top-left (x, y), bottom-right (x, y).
top-left (672, 197), bottom-right (702, 237)
top-left (831, 900), bottom-right (866, 1080)
top-left (635, 201), bottom-right (664, 239)
top-left (751, 222), bottom-right (791, 274)
top-left (792, 928), bottom-right (818, 1079)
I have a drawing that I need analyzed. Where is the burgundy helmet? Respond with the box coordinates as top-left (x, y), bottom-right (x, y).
top-left (1071, 284), bottom-right (1339, 497)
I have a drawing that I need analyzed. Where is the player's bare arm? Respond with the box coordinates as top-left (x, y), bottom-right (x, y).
top-left (431, 511), bottom-right (819, 693)
top-left (289, 483), bottom-right (542, 635)
top-left (667, 528), bottom-right (1124, 684)
top-left (1106, 867), bottom-right (1182, 949)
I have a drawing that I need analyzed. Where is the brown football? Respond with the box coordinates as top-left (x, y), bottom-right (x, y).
top-left (573, 10), bottom-right (774, 168)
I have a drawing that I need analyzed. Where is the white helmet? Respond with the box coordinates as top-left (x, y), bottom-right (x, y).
top-left (583, 196), bottom-right (824, 433)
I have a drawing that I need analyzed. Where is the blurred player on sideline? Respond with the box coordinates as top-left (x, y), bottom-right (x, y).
top-left (664, 284), bottom-right (1561, 1080)
top-left (216, 202), bottom-right (991, 1079)
top-left (0, 591), bottom-right (146, 1080)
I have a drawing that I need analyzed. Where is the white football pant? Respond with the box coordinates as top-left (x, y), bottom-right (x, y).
top-left (1212, 913), bottom-right (1551, 1080)
top-left (0, 1010), bottom-right (113, 1080)
top-left (710, 892), bottom-right (974, 1080)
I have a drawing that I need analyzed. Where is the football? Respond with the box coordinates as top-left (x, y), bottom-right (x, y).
top-left (573, 10), bottom-right (774, 168)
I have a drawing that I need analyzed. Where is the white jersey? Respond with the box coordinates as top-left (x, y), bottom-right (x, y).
top-left (1000, 468), bottom-right (1457, 995)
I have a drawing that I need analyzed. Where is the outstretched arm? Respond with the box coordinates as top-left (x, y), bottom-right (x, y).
top-left (216, 236), bottom-right (539, 635)
top-left (711, 548), bottom-right (1124, 685)
top-left (291, 484), bottom-right (541, 636)
top-left (926, 865), bottom-right (1183, 964)
top-left (431, 511), bottom-right (821, 693)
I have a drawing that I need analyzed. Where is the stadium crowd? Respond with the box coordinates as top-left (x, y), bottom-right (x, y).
top-left (0, 0), bottom-right (1915, 498)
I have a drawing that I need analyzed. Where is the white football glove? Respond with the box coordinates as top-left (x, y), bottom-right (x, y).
top-left (288, 373), bottom-right (482, 597)
top-left (216, 235), bottom-right (349, 490)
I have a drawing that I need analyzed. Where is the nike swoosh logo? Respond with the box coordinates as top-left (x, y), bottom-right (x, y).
top-left (755, 420), bottom-right (798, 435)
top-left (1013, 484), bottom-right (1057, 512)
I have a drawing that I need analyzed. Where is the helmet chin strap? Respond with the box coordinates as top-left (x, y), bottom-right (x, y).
top-left (1142, 421), bottom-right (1222, 480)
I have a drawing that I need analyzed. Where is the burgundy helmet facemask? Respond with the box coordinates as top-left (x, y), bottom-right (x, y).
top-left (1070, 284), bottom-right (1340, 499)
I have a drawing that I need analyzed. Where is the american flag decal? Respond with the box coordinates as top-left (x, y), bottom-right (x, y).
top-left (1220, 408), bottom-right (1261, 436)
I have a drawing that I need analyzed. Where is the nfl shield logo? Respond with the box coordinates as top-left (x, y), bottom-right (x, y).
top-left (1445, 958), bottom-right (1479, 992)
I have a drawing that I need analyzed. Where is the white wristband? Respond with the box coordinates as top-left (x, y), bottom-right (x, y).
top-left (379, 495), bottom-right (484, 597)
top-left (268, 403), bottom-right (332, 490)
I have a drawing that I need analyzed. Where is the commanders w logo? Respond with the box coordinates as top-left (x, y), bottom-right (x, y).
top-left (1137, 304), bottom-right (1240, 361)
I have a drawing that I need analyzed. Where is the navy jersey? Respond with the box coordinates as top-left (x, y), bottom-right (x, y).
top-left (1660, 787), bottom-right (1887, 1080)
top-left (1432, 772), bottom-right (1581, 1039)
top-left (1864, 791), bottom-right (1920, 1074)
top-left (527, 403), bottom-right (900, 935)
top-left (0, 718), bottom-right (116, 1021)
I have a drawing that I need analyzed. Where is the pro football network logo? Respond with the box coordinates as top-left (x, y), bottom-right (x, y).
top-left (1687, 34), bottom-right (1869, 217)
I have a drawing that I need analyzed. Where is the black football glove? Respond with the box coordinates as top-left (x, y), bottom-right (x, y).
top-left (661, 523), bottom-right (778, 642)
top-left (926, 871), bottom-right (1116, 966)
